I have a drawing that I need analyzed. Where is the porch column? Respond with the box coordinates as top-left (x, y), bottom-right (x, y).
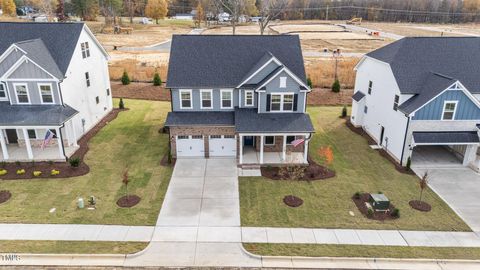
top-left (70, 119), bottom-right (78, 147)
top-left (56, 128), bottom-right (64, 159)
top-left (0, 130), bottom-right (9, 160)
top-left (260, 135), bottom-right (264, 164)
top-left (303, 136), bottom-right (309, 163)
top-left (239, 134), bottom-right (243, 164)
top-left (463, 144), bottom-right (478, 166)
top-left (282, 135), bottom-right (287, 162)
top-left (22, 128), bottom-right (33, 159)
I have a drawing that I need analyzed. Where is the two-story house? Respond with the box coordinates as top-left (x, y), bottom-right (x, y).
top-left (164, 35), bottom-right (314, 165)
top-left (351, 37), bottom-right (480, 171)
top-left (0, 22), bottom-right (113, 162)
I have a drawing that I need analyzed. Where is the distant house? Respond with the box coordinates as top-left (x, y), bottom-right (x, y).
top-left (0, 22), bottom-right (113, 162)
top-left (218, 12), bottom-right (230, 22)
top-left (174, 13), bottom-right (194, 20)
top-left (164, 35), bottom-right (314, 165)
top-left (351, 37), bottom-right (480, 171)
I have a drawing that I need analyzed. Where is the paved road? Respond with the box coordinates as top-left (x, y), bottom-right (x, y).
top-left (413, 167), bottom-right (480, 232)
top-left (119, 28), bottom-right (204, 53)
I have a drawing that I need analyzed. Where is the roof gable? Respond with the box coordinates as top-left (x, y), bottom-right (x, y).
top-left (0, 22), bottom-right (84, 76)
top-left (166, 35), bottom-right (307, 89)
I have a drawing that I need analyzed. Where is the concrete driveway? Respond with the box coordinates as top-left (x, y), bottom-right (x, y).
top-left (414, 167), bottom-right (480, 232)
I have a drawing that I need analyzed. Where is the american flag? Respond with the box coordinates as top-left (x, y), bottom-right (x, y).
top-left (41, 130), bottom-right (54, 150)
top-left (291, 138), bottom-right (305, 147)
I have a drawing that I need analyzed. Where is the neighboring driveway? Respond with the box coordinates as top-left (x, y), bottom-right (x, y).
top-left (413, 167), bottom-right (480, 232)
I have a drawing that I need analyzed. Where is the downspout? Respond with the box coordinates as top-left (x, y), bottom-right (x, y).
top-left (59, 124), bottom-right (67, 161)
top-left (400, 115), bottom-right (411, 166)
top-left (58, 78), bottom-right (65, 106)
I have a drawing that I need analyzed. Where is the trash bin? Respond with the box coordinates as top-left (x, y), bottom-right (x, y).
top-left (77, 197), bottom-right (84, 209)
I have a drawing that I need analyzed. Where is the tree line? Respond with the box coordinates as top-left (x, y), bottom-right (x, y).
top-left (2, 0), bottom-right (480, 24)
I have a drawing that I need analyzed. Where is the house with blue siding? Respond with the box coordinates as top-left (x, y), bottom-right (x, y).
top-left (164, 35), bottom-right (314, 165)
top-left (351, 37), bottom-right (480, 170)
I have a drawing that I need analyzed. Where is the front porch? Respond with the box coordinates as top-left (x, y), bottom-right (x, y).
top-left (0, 144), bottom-right (78, 162)
top-left (242, 146), bottom-right (305, 164)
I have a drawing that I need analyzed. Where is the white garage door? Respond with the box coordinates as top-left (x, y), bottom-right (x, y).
top-left (176, 135), bottom-right (204, 157)
top-left (209, 135), bottom-right (237, 157)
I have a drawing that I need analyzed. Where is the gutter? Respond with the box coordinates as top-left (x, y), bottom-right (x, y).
top-left (400, 115), bottom-right (411, 166)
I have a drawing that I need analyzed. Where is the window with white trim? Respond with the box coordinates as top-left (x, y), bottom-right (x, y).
top-left (442, 101), bottom-right (457, 120)
top-left (0, 83), bottom-right (6, 100)
top-left (39, 84), bottom-right (53, 103)
top-left (280, 77), bottom-right (287, 88)
top-left (106, 88), bottom-right (110, 96)
top-left (221, 90), bottom-right (232, 108)
top-left (393, 95), bottom-right (399, 111)
top-left (210, 135), bottom-right (221, 139)
top-left (180, 90), bottom-right (192, 109)
top-left (178, 135), bottom-right (189, 139)
top-left (364, 105), bottom-right (368, 114)
top-left (192, 135), bottom-right (203, 139)
top-left (15, 84), bottom-right (29, 103)
top-left (224, 135), bottom-right (235, 139)
top-left (264, 136), bottom-right (275, 145)
top-left (81, 42), bottom-right (90, 58)
top-left (368, 81), bottom-right (373, 95)
top-left (27, 129), bottom-right (36, 139)
top-left (245, 90), bottom-right (254, 106)
top-left (201, 90), bottom-right (212, 108)
top-left (270, 93), bottom-right (294, 112)
top-left (286, 136), bottom-right (296, 144)
top-left (85, 72), bottom-right (90, 87)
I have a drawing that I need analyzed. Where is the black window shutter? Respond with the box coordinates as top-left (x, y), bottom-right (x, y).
top-left (266, 94), bottom-right (271, 111)
top-left (293, 94), bottom-right (298, 111)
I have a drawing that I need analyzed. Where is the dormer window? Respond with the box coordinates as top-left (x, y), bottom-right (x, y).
top-left (81, 42), bottom-right (90, 58)
top-left (0, 83), bottom-right (7, 100)
top-left (280, 77), bottom-right (287, 88)
top-left (270, 93), bottom-right (294, 112)
top-left (221, 89), bottom-right (233, 109)
top-left (14, 84), bottom-right (29, 104)
top-left (442, 101), bottom-right (457, 120)
top-left (39, 84), bottom-right (54, 104)
top-left (245, 90), bottom-right (254, 106)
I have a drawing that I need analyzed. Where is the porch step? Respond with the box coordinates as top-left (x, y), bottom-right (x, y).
top-left (238, 167), bottom-right (262, 177)
top-left (240, 164), bottom-right (261, 170)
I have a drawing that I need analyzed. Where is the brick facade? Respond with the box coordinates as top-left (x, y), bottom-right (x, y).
top-left (169, 126), bottom-right (235, 158)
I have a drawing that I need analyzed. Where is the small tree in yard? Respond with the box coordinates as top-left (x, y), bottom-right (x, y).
top-left (121, 70), bottom-right (131, 85)
top-left (119, 98), bottom-right (125, 109)
top-left (332, 79), bottom-right (340, 93)
top-left (406, 157), bottom-right (412, 171)
top-left (145, 0), bottom-right (168, 24)
top-left (341, 106), bottom-right (347, 118)
top-left (419, 172), bottom-right (428, 202)
top-left (307, 76), bottom-right (313, 88)
top-left (153, 72), bottom-right (162, 86)
top-left (123, 169), bottom-right (130, 201)
top-left (318, 146), bottom-right (334, 166)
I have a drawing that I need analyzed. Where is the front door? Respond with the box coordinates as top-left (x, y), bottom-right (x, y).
top-left (244, 136), bottom-right (254, 146)
top-left (379, 126), bottom-right (385, 146)
top-left (5, 129), bottom-right (18, 144)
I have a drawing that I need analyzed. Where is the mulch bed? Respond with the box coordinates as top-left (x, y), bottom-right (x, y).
top-left (261, 157), bottom-right (335, 181)
top-left (116, 195), bottom-right (141, 208)
top-left (352, 193), bottom-right (399, 221)
top-left (409, 200), bottom-right (432, 212)
top-left (0, 190), bottom-right (11, 204)
top-left (283, 195), bottom-right (304, 207)
top-left (160, 153), bottom-right (176, 167)
top-left (0, 108), bottom-right (127, 180)
top-left (346, 120), bottom-right (415, 175)
top-left (111, 81), bottom-right (171, 101)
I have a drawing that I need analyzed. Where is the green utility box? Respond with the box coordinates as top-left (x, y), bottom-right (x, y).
top-left (369, 193), bottom-right (390, 211)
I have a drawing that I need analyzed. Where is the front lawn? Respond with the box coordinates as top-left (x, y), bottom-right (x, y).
top-left (240, 106), bottom-right (469, 231)
top-left (0, 241), bottom-right (147, 254)
top-left (0, 99), bottom-right (172, 225)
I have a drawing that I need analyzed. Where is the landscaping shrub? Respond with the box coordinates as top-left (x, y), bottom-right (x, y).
top-left (121, 70), bottom-right (131, 85)
top-left (331, 79), bottom-right (341, 93)
top-left (168, 152), bottom-right (172, 164)
top-left (33, 171), bottom-right (42, 177)
top-left (69, 157), bottom-right (81, 168)
top-left (0, 169), bottom-right (7, 176)
top-left (307, 76), bottom-right (313, 88)
top-left (341, 106), bottom-right (347, 118)
top-left (0, 161), bottom-right (5, 168)
top-left (15, 161), bottom-right (20, 167)
top-left (51, 169), bottom-right (60, 176)
top-left (354, 191), bottom-right (361, 200)
top-left (406, 157), bottom-right (412, 171)
top-left (153, 72), bottom-right (162, 86)
top-left (391, 208), bottom-right (400, 218)
top-left (367, 208), bottom-right (374, 217)
top-left (16, 169), bottom-right (25, 175)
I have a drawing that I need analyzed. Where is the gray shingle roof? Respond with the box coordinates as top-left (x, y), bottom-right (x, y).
top-left (15, 39), bottom-right (63, 79)
top-left (413, 131), bottom-right (479, 144)
top-left (235, 108), bottom-right (314, 133)
top-left (164, 111), bottom-right (235, 126)
top-left (367, 37), bottom-right (480, 94)
top-left (0, 22), bottom-right (85, 76)
top-left (0, 102), bottom-right (78, 126)
top-left (398, 72), bottom-right (456, 114)
top-left (352, 91), bottom-right (365, 102)
top-left (166, 35), bottom-right (306, 88)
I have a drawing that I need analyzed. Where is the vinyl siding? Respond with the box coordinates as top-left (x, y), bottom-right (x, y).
top-left (6, 81), bottom-right (60, 105)
top-left (244, 61), bottom-right (280, 85)
top-left (8, 60), bottom-right (54, 79)
top-left (413, 90), bottom-right (480, 120)
top-left (258, 70), bottom-right (306, 113)
top-left (171, 88), bottom-right (239, 111)
top-left (0, 49), bottom-right (23, 75)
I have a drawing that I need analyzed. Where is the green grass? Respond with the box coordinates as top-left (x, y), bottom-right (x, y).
top-left (0, 99), bottom-right (172, 225)
top-left (0, 241), bottom-right (147, 254)
top-left (240, 106), bottom-right (469, 231)
top-left (244, 243), bottom-right (480, 260)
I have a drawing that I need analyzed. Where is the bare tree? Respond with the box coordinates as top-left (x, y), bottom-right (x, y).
top-left (257, 0), bottom-right (289, 35)
top-left (216, 0), bottom-right (255, 35)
